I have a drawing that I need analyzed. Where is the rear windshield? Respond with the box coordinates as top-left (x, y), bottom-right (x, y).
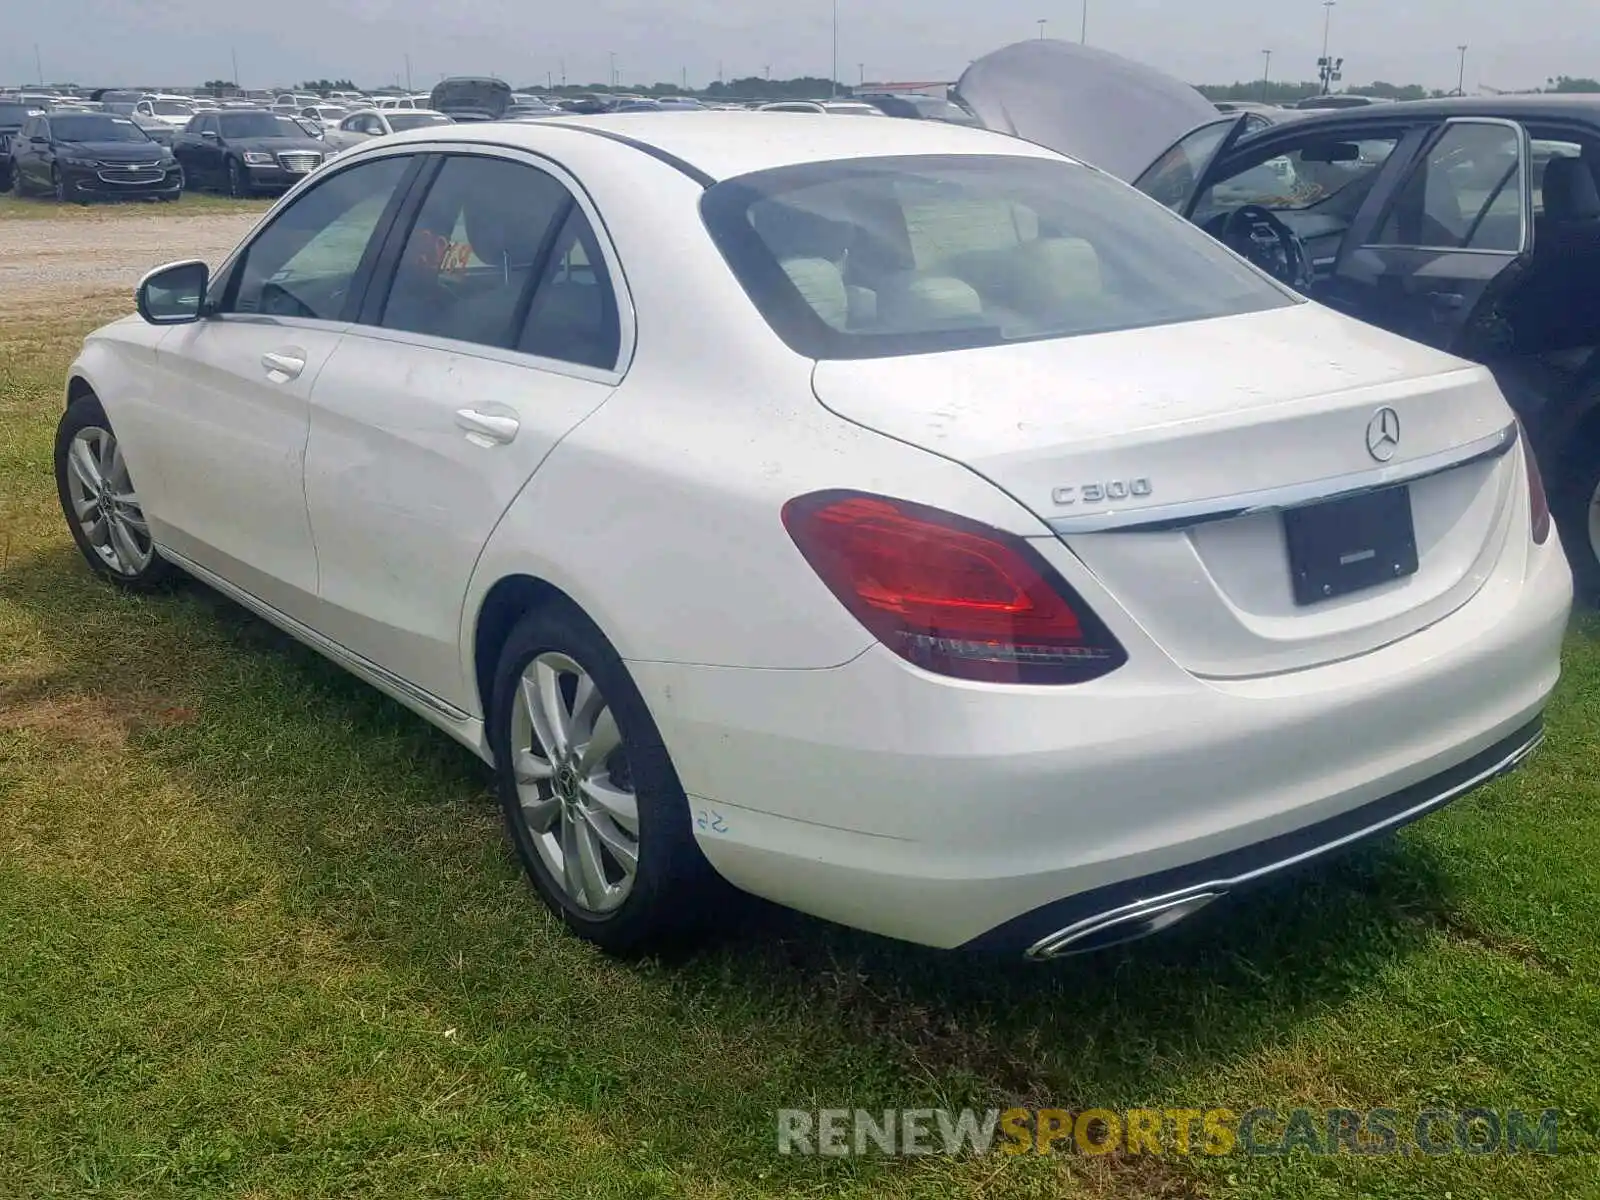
top-left (702, 154), bottom-right (1295, 360)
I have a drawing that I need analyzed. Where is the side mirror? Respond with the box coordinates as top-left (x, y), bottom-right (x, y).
top-left (201, 129), bottom-right (219, 140)
top-left (30, 134), bottom-right (48, 144)
top-left (137, 260), bottom-right (209, 326)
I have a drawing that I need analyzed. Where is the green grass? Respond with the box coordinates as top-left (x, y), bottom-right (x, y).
top-left (0, 192), bottom-right (272, 220)
top-left (2, 301), bottom-right (1599, 1199)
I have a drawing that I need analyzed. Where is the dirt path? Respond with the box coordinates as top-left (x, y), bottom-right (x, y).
top-left (0, 211), bottom-right (260, 308)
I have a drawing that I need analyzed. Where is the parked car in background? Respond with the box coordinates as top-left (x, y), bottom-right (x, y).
top-left (374, 93), bottom-right (433, 110)
top-left (856, 92), bottom-right (984, 126)
top-left (298, 104), bottom-right (352, 131)
top-left (0, 98), bottom-right (43, 188)
top-left (557, 94), bottom-right (616, 115)
top-left (429, 77), bottom-right (512, 122)
top-left (760, 100), bottom-right (886, 116)
top-left (134, 95), bottom-right (196, 128)
top-left (8, 111), bottom-right (180, 202)
top-left (322, 108), bottom-right (452, 151)
top-left (63, 114), bottom-right (1566, 960)
top-left (506, 97), bottom-right (563, 118)
top-left (272, 92), bottom-right (321, 114)
top-left (1292, 94), bottom-right (1394, 110)
top-left (960, 38), bottom-right (1600, 591)
top-left (171, 109), bottom-right (328, 196)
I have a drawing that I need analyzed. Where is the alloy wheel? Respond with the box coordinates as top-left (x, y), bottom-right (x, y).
top-left (228, 160), bottom-right (244, 198)
top-left (63, 427), bottom-right (153, 577)
top-left (508, 651), bottom-right (641, 916)
top-left (51, 167), bottom-right (64, 202)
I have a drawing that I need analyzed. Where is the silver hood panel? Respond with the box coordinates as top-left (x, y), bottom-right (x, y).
top-left (955, 40), bottom-right (1220, 182)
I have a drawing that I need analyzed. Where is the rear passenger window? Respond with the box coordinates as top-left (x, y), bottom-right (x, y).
top-left (381, 156), bottom-right (570, 349)
top-left (516, 208), bottom-right (622, 370)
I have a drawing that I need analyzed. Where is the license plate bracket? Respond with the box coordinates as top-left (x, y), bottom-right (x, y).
top-left (1282, 485), bottom-right (1418, 606)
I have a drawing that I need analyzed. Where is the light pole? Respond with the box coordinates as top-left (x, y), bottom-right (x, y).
top-left (831, 0), bottom-right (839, 98)
top-left (1261, 49), bottom-right (1272, 102)
top-left (1317, 0), bottom-right (1340, 95)
top-left (609, 51), bottom-right (617, 88)
top-left (404, 53), bottom-right (412, 92)
top-left (232, 47), bottom-right (241, 90)
top-left (1456, 44), bottom-right (1469, 96)
top-left (1080, 0), bottom-right (1088, 43)
top-left (1037, 18), bottom-right (1046, 39)
top-left (859, 62), bottom-right (865, 86)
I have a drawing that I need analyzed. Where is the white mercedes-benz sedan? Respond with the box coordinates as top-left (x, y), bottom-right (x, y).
top-left (56, 114), bottom-right (1571, 959)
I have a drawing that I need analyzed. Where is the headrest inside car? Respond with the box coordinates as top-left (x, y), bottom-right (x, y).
top-left (1543, 156), bottom-right (1600, 223)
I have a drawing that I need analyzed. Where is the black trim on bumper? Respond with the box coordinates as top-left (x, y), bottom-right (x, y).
top-left (962, 716), bottom-right (1545, 958)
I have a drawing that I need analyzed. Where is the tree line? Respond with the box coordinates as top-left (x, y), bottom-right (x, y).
top-left (192, 71), bottom-right (1600, 102)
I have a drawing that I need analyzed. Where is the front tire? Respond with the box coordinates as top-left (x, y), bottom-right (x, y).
top-left (226, 158), bottom-right (248, 199)
top-left (50, 165), bottom-right (65, 203)
top-left (55, 394), bottom-right (176, 590)
top-left (489, 603), bottom-right (722, 955)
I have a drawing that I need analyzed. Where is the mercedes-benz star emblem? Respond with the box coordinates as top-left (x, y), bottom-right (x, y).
top-left (1366, 407), bottom-right (1401, 462)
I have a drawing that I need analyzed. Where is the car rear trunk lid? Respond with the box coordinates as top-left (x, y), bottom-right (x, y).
top-left (810, 302), bottom-right (1521, 678)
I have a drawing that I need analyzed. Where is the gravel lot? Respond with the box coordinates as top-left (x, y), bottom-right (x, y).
top-left (0, 210), bottom-right (261, 308)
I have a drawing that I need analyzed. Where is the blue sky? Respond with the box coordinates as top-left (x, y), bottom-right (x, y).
top-left (5, 0), bottom-right (1593, 94)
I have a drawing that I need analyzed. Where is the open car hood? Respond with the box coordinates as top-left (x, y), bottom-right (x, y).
top-left (955, 40), bottom-right (1220, 182)
top-left (428, 77), bottom-right (511, 120)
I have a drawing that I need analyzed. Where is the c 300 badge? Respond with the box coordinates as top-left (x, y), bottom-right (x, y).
top-left (1052, 479), bottom-right (1153, 506)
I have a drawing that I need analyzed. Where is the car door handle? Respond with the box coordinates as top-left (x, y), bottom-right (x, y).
top-left (261, 351), bottom-right (305, 380)
top-left (454, 407), bottom-right (519, 445)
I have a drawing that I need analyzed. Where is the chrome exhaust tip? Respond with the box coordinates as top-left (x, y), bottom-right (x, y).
top-left (1025, 890), bottom-right (1224, 960)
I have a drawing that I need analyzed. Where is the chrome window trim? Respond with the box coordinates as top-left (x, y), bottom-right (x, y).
top-left (1047, 420), bottom-right (1517, 535)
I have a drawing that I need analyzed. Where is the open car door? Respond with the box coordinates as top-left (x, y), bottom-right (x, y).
top-left (1326, 117), bottom-right (1534, 354)
top-left (1131, 114), bottom-right (1253, 213)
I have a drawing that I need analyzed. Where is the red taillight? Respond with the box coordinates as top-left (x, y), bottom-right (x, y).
top-left (781, 491), bottom-right (1126, 684)
top-left (1521, 427), bottom-right (1551, 545)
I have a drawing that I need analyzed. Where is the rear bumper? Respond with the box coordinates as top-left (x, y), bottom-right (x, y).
top-left (627, 527), bottom-right (1570, 951)
top-left (982, 716), bottom-right (1544, 958)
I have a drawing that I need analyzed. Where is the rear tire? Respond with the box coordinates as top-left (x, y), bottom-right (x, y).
top-left (489, 602), bottom-right (723, 955)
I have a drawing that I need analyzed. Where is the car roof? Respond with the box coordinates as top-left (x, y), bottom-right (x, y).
top-left (1267, 93), bottom-right (1600, 134)
top-left (371, 110), bottom-right (1062, 181)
